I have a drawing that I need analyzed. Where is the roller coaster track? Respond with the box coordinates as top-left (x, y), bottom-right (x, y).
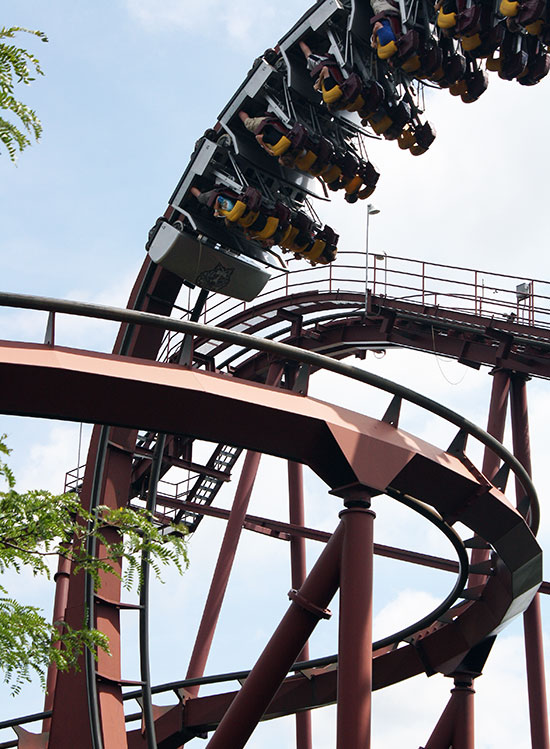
top-left (0, 248), bottom-right (548, 748)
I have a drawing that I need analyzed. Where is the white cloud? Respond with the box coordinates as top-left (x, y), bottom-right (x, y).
top-left (125, 0), bottom-right (221, 33)
top-left (124, 0), bottom-right (309, 50)
top-left (0, 269), bottom-right (136, 354)
top-left (373, 588), bottom-right (442, 641)
top-left (15, 422), bottom-right (92, 494)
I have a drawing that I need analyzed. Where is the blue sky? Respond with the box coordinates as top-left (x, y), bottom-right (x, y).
top-left (1, 1), bottom-right (549, 747)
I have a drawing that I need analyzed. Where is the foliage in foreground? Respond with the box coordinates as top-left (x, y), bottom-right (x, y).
top-left (0, 435), bottom-right (188, 694)
top-left (0, 26), bottom-right (47, 162)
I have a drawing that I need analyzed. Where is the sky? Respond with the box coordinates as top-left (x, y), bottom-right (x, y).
top-left (1, 1), bottom-right (549, 747)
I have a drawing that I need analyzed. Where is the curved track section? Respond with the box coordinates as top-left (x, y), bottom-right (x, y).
top-left (0, 290), bottom-right (543, 748)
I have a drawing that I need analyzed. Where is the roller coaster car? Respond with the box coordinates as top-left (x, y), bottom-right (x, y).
top-left (500, 0), bottom-right (546, 25)
top-left (416, 42), bottom-right (445, 78)
top-left (388, 26), bottom-right (423, 71)
top-left (518, 38), bottom-right (550, 83)
top-left (497, 30), bottom-right (530, 78)
top-left (146, 218), bottom-right (272, 302)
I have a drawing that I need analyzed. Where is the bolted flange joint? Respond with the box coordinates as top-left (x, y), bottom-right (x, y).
top-left (288, 589), bottom-right (332, 619)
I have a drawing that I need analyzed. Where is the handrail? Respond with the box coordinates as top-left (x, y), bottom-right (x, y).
top-left (0, 291), bottom-right (539, 534)
top-left (189, 252), bottom-right (550, 332)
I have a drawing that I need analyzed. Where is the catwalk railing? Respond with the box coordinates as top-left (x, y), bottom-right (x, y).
top-left (178, 252), bottom-right (550, 331)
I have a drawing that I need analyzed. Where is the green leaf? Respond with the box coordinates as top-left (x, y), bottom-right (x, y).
top-left (0, 27), bottom-right (46, 161)
top-left (0, 435), bottom-right (189, 692)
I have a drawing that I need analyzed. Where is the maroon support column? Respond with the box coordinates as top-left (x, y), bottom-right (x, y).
top-left (422, 675), bottom-right (475, 749)
top-left (510, 374), bottom-right (550, 749)
top-left (206, 521), bottom-right (343, 749)
top-left (336, 490), bottom-right (375, 749)
top-left (470, 368), bottom-right (510, 588)
top-left (43, 551), bottom-right (72, 731)
top-left (186, 364), bottom-right (283, 694)
top-left (288, 460), bottom-right (312, 749)
top-left (450, 677), bottom-right (475, 749)
top-left (48, 429), bottom-right (134, 749)
top-left (185, 448), bottom-right (262, 694)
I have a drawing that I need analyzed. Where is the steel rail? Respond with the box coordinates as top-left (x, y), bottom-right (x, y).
top-left (197, 251), bottom-right (550, 332)
top-left (84, 425), bottom-right (109, 749)
top-left (375, 490), bottom-right (469, 649)
top-left (139, 434), bottom-right (166, 749)
top-left (211, 302), bottom-right (550, 374)
top-left (80, 260), bottom-right (158, 749)
top-left (0, 290), bottom-right (539, 533)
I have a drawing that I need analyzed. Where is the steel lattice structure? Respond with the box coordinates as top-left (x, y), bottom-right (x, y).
top-left (0, 251), bottom-right (548, 748)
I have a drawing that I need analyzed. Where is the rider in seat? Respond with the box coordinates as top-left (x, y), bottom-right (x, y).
top-left (298, 40), bottom-right (364, 111)
top-left (370, 0), bottom-right (399, 53)
top-left (190, 186), bottom-right (239, 219)
top-left (238, 111), bottom-right (294, 158)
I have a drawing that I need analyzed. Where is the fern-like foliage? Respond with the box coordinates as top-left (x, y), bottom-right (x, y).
top-left (0, 435), bottom-right (189, 693)
top-left (0, 26), bottom-right (47, 163)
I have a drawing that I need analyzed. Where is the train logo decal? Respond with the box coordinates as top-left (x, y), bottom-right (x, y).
top-left (196, 263), bottom-right (234, 292)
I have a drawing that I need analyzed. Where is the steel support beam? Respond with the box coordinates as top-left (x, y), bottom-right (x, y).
top-left (422, 675), bottom-right (475, 749)
top-left (205, 522), bottom-right (343, 748)
top-left (288, 460), bottom-right (312, 749)
top-left (185, 449), bottom-right (263, 695)
top-left (469, 368), bottom-right (510, 587)
top-left (185, 364), bottom-right (283, 695)
top-left (510, 374), bottom-right (550, 749)
top-left (336, 493), bottom-right (375, 749)
top-left (42, 551), bottom-right (72, 732)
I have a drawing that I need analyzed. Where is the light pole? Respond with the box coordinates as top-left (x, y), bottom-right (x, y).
top-left (365, 203), bottom-right (380, 312)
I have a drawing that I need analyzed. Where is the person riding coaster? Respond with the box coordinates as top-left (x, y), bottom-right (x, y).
top-left (436, 0), bottom-right (502, 56)
top-left (190, 184), bottom-right (278, 245)
top-left (190, 185), bottom-right (245, 222)
top-left (499, 0), bottom-right (546, 31)
top-left (397, 120), bottom-right (437, 154)
top-left (278, 210), bottom-right (339, 265)
top-left (448, 59), bottom-right (488, 101)
top-left (298, 40), bottom-right (367, 112)
top-left (319, 150), bottom-right (380, 199)
top-left (190, 184), bottom-right (337, 264)
top-left (239, 110), bottom-right (379, 196)
top-left (361, 97), bottom-right (411, 143)
top-left (431, 36), bottom-right (468, 87)
top-left (369, 0), bottom-right (428, 72)
top-left (240, 111), bottom-right (325, 170)
top-left (238, 111), bottom-right (299, 159)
